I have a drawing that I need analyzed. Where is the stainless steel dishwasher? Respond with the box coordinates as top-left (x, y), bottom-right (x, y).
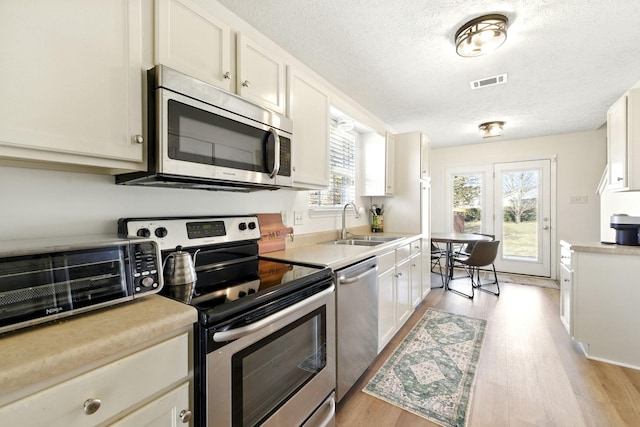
top-left (335, 256), bottom-right (378, 402)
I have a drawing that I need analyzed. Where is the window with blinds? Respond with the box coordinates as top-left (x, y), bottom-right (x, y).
top-left (309, 117), bottom-right (357, 208)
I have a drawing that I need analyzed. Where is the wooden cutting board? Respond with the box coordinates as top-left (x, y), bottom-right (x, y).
top-left (255, 213), bottom-right (294, 254)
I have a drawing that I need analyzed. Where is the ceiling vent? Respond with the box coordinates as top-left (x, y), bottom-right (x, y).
top-left (470, 73), bottom-right (508, 90)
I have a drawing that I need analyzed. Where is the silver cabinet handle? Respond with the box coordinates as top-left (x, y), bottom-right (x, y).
top-left (180, 409), bottom-right (193, 423)
top-left (83, 398), bottom-right (101, 415)
top-left (543, 225), bottom-right (549, 230)
top-left (241, 80), bottom-right (250, 87)
top-left (132, 134), bottom-right (144, 144)
top-left (223, 72), bottom-right (231, 79)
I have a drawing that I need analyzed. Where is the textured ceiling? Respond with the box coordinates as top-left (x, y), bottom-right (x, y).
top-left (216, 0), bottom-right (640, 147)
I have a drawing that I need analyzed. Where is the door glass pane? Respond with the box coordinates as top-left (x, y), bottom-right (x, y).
top-left (232, 308), bottom-right (326, 426)
top-left (501, 169), bottom-right (539, 260)
top-left (452, 173), bottom-right (483, 233)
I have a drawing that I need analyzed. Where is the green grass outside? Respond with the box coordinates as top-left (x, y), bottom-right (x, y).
top-left (464, 220), bottom-right (537, 258)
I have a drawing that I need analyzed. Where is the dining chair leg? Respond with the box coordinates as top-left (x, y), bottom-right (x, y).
top-left (474, 264), bottom-right (500, 296)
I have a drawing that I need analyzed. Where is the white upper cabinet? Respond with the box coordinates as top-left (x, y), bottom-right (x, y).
top-left (361, 132), bottom-right (395, 196)
top-left (156, 0), bottom-right (287, 114)
top-left (156, 0), bottom-right (232, 91)
top-left (607, 88), bottom-right (640, 191)
top-left (237, 33), bottom-right (286, 115)
top-left (287, 66), bottom-right (330, 188)
top-left (0, 0), bottom-right (147, 171)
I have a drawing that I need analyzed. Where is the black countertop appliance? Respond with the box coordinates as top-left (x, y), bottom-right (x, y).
top-left (610, 214), bottom-right (640, 245)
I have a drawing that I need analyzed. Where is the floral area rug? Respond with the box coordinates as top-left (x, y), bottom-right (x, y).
top-left (363, 308), bottom-right (486, 427)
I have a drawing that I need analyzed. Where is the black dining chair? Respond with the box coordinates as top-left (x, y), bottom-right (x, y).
top-left (448, 240), bottom-right (500, 299)
top-left (449, 233), bottom-right (495, 281)
top-left (430, 241), bottom-right (445, 288)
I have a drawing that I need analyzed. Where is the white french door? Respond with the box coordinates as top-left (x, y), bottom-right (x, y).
top-left (446, 159), bottom-right (553, 277)
top-left (493, 160), bottom-right (551, 276)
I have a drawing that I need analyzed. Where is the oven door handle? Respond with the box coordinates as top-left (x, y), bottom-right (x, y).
top-left (212, 284), bottom-right (335, 342)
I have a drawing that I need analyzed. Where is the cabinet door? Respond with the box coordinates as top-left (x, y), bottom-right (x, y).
top-left (559, 262), bottom-right (573, 336)
top-left (361, 132), bottom-right (387, 196)
top-left (421, 240), bottom-right (433, 298)
top-left (156, 0), bottom-right (232, 91)
top-left (420, 134), bottom-right (431, 180)
top-left (111, 382), bottom-right (191, 427)
top-left (395, 259), bottom-right (412, 327)
top-left (0, 0), bottom-right (145, 168)
top-left (237, 33), bottom-right (286, 114)
top-left (410, 254), bottom-right (422, 307)
top-left (287, 67), bottom-right (330, 188)
top-left (385, 133), bottom-right (396, 195)
top-left (377, 268), bottom-right (396, 353)
top-left (607, 94), bottom-right (628, 190)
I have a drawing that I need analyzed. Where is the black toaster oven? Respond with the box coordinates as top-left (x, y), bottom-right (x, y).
top-left (0, 236), bottom-right (162, 334)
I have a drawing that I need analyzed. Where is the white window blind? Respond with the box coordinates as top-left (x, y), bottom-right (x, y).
top-left (309, 118), bottom-right (356, 207)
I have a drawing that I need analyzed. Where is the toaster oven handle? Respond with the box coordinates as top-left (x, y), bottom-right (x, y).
top-left (212, 284), bottom-right (335, 342)
top-left (268, 127), bottom-right (280, 179)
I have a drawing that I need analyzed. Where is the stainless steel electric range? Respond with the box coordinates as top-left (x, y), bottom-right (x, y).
top-left (118, 216), bottom-right (336, 427)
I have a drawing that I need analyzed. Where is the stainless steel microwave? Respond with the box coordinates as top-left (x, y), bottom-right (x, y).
top-left (0, 236), bottom-right (162, 334)
top-left (116, 65), bottom-right (293, 192)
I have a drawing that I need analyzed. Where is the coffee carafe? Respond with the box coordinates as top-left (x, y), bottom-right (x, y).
top-left (162, 245), bottom-right (199, 303)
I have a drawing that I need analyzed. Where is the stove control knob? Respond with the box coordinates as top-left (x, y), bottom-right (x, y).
top-left (238, 290), bottom-right (247, 298)
top-left (238, 222), bottom-right (247, 231)
top-left (136, 228), bottom-right (151, 238)
top-left (155, 227), bottom-right (168, 238)
top-left (141, 276), bottom-right (155, 288)
top-left (248, 222), bottom-right (257, 230)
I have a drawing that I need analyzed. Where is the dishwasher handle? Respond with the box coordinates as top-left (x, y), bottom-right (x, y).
top-left (338, 264), bottom-right (377, 285)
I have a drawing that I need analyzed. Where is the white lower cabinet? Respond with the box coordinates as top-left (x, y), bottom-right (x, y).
top-left (112, 382), bottom-right (190, 427)
top-left (378, 240), bottom-right (423, 352)
top-left (0, 333), bottom-right (192, 426)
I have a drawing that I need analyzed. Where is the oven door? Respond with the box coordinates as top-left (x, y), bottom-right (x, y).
top-left (157, 88), bottom-right (293, 187)
top-left (204, 285), bottom-right (335, 427)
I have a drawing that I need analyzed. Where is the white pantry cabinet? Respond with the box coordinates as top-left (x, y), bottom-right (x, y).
top-left (0, 0), bottom-right (148, 171)
top-left (0, 333), bottom-right (192, 427)
top-left (409, 238), bottom-right (423, 307)
top-left (156, 0), bottom-right (287, 114)
top-left (287, 66), bottom-right (330, 188)
top-left (606, 88), bottom-right (640, 191)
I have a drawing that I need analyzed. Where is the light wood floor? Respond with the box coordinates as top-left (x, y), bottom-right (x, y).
top-left (336, 278), bottom-right (640, 426)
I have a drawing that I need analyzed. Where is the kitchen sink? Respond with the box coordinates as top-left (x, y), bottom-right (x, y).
top-left (349, 235), bottom-right (402, 242)
top-left (322, 239), bottom-right (383, 246)
top-left (320, 235), bottom-right (403, 247)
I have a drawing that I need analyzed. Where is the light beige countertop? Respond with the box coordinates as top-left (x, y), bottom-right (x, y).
top-left (0, 295), bottom-right (197, 404)
top-left (262, 232), bottom-right (421, 270)
top-left (561, 240), bottom-right (640, 255)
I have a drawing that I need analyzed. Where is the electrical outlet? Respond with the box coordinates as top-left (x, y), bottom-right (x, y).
top-left (294, 210), bottom-right (304, 225)
top-left (280, 210), bottom-right (288, 226)
top-left (569, 195), bottom-right (588, 204)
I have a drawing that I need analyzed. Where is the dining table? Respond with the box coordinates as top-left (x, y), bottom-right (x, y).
top-left (430, 232), bottom-right (494, 290)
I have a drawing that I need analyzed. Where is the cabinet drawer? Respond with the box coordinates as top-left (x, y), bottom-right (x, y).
top-left (396, 243), bottom-right (411, 262)
top-left (410, 239), bottom-right (422, 256)
top-left (0, 333), bottom-right (189, 427)
top-left (377, 250), bottom-right (395, 273)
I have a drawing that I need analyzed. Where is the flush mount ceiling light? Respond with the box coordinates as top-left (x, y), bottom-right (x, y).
top-left (455, 14), bottom-right (508, 57)
top-left (478, 121), bottom-right (505, 138)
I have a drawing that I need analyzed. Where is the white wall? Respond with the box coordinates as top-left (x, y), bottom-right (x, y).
top-left (0, 165), bottom-right (369, 240)
top-left (430, 129), bottom-right (607, 246)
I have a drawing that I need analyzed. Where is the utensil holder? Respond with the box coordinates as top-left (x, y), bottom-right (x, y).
top-left (372, 214), bottom-right (384, 232)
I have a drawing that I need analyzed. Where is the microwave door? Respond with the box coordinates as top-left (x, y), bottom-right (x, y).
top-left (159, 90), bottom-right (280, 187)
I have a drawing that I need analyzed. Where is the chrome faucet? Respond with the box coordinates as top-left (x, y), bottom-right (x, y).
top-left (341, 202), bottom-right (361, 239)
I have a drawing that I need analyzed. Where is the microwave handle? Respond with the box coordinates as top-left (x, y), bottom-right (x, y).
top-left (268, 128), bottom-right (280, 179)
